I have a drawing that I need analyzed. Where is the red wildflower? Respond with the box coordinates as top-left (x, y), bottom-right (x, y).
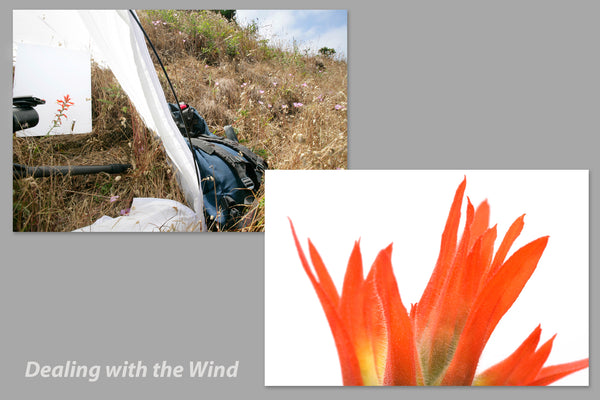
top-left (57, 94), bottom-right (74, 107)
top-left (47, 94), bottom-right (75, 134)
top-left (290, 177), bottom-right (588, 386)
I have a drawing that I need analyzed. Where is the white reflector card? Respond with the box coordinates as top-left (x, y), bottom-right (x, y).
top-left (13, 43), bottom-right (92, 137)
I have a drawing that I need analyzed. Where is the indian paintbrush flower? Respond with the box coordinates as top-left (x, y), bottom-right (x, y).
top-left (290, 177), bottom-right (588, 386)
top-left (47, 94), bottom-right (74, 135)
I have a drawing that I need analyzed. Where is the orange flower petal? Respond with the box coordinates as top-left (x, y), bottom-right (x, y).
top-left (308, 239), bottom-right (340, 308)
top-left (528, 359), bottom-right (589, 386)
top-left (442, 236), bottom-right (549, 385)
top-left (487, 214), bottom-right (525, 280)
top-left (474, 325), bottom-right (542, 385)
top-left (363, 267), bottom-right (388, 384)
top-left (339, 241), bottom-right (364, 328)
top-left (469, 200), bottom-right (490, 249)
top-left (339, 241), bottom-right (380, 385)
top-left (420, 197), bottom-right (474, 383)
top-left (505, 334), bottom-right (555, 385)
top-left (475, 225), bottom-right (498, 292)
top-left (416, 177), bottom-right (466, 337)
top-left (370, 245), bottom-right (418, 385)
top-left (289, 219), bottom-right (363, 385)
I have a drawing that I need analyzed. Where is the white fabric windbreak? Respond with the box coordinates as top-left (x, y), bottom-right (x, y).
top-left (77, 10), bottom-right (206, 231)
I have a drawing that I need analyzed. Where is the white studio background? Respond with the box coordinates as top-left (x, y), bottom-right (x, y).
top-left (13, 43), bottom-right (92, 136)
top-left (264, 170), bottom-right (589, 386)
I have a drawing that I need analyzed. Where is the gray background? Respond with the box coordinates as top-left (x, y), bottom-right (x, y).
top-left (2, 0), bottom-right (597, 398)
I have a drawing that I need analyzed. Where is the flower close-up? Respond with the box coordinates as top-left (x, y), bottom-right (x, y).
top-left (289, 177), bottom-right (589, 386)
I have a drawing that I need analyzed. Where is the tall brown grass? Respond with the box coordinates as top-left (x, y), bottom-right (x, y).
top-left (12, 10), bottom-right (347, 232)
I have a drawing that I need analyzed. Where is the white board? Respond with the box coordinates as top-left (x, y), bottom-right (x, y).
top-left (13, 43), bottom-right (92, 136)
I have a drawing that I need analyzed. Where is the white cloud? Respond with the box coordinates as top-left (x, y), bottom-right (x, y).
top-left (302, 25), bottom-right (347, 58)
top-left (236, 10), bottom-right (347, 58)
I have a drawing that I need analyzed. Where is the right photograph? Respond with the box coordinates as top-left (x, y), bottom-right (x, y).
top-left (264, 170), bottom-right (589, 386)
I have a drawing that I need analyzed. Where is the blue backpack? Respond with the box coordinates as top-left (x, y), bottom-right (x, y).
top-left (169, 103), bottom-right (267, 230)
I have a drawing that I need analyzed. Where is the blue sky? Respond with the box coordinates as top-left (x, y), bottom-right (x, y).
top-left (236, 10), bottom-right (347, 59)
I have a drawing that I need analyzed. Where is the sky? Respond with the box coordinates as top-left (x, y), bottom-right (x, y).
top-left (235, 10), bottom-right (347, 59)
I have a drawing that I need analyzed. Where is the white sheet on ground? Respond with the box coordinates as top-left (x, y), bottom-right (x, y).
top-left (73, 198), bottom-right (201, 232)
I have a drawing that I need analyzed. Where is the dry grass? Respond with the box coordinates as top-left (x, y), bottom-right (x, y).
top-left (12, 10), bottom-right (347, 232)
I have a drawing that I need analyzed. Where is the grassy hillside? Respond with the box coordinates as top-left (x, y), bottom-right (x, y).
top-left (12, 10), bottom-right (347, 232)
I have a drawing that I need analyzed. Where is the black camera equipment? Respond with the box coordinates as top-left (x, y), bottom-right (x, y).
top-left (13, 96), bottom-right (45, 132)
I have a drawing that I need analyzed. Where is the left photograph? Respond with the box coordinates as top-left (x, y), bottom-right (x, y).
top-left (12, 9), bottom-right (348, 232)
